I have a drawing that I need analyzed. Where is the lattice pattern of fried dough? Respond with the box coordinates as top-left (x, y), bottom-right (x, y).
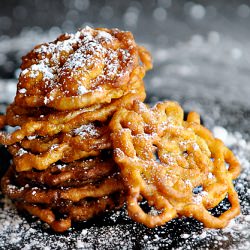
top-left (109, 101), bottom-right (240, 228)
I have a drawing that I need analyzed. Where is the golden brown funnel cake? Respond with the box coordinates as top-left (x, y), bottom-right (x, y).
top-left (15, 27), bottom-right (151, 111)
top-left (109, 101), bottom-right (240, 229)
top-left (1, 157), bottom-right (125, 232)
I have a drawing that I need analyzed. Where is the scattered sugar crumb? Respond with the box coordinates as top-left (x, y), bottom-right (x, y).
top-left (77, 85), bottom-right (88, 95)
top-left (16, 148), bottom-right (27, 157)
top-left (27, 135), bottom-right (37, 140)
top-left (18, 88), bottom-right (27, 94)
top-left (208, 172), bottom-right (214, 179)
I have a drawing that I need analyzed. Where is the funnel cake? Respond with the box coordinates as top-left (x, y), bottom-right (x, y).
top-left (2, 157), bottom-right (125, 232)
top-left (7, 123), bottom-right (111, 171)
top-left (15, 27), bottom-right (151, 110)
top-left (109, 101), bottom-right (241, 229)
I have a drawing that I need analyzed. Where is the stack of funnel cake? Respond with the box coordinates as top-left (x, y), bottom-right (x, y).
top-left (0, 27), bottom-right (152, 232)
top-left (0, 27), bottom-right (241, 233)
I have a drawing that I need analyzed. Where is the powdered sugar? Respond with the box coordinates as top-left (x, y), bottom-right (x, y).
top-left (50, 144), bottom-right (59, 150)
top-left (16, 148), bottom-right (28, 157)
top-left (27, 135), bottom-right (37, 140)
top-left (56, 164), bottom-right (66, 170)
top-left (185, 179), bottom-right (192, 187)
top-left (77, 85), bottom-right (88, 95)
top-left (22, 61), bottom-right (54, 80)
top-left (208, 172), bottom-right (214, 179)
top-left (18, 27), bottom-right (131, 105)
top-left (73, 123), bottom-right (99, 137)
top-left (29, 71), bottom-right (39, 78)
top-left (18, 88), bottom-right (27, 94)
top-left (1, 126), bottom-right (249, 249)
top-left (44, 95), bottom-right (54, 104)
top-left (95, 30), bottom-right (113, 41)
top-left (192, 191), bottom-right (208, 204)
top-left (192, 143), bottom-right (199, 151)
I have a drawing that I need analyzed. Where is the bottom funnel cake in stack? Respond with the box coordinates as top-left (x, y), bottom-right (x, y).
top-left (1, 154), bottom-right (125, 232)
top-left (0, 26), bottom-right (241, 233)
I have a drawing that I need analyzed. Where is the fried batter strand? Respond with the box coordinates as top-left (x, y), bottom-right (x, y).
top-left (2, 165), bottom-right (124, 204)
top-left (7, 123), bottom-right (111, 171)
top-left (16, 193), bottom-right (125, 232)
top-left (14, 158), bottom-right (118, 188)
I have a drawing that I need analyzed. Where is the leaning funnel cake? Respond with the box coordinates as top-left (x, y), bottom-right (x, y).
top-left (109, 101), bottom-right (240, 229)
top-left (0, 27), bottom-right (152, 232)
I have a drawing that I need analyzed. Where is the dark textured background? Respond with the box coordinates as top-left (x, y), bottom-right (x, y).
top-left (0, 0), bottom-right (250, 249)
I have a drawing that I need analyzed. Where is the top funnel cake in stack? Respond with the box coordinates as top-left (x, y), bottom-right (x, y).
top-left (15, 26), bottom-right (151, 110)
top-left (0, 27), bottom-right (152, 232)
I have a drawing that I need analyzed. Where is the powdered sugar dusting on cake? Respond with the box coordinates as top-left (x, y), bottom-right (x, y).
top-left (1, 126), bottom-right (248, 249)
top-left (18, 88), bottom-right (26, 94)
top-left (95, 30), bottom-right (113, 41)
top-left (192, 191), bottom-right (208, 204)
top-left (16, 148), bottom-right (28, 157)
top-left (56, 164), bottom-right (67, 170)
top-left (77, 85), bottom-right (88, 95)
top-left (22, 61), bottom-right (54, 81)
top-left (208, 172), bottom-right (215, 179)
top-left (18, 27), bottom-right (132, 104)
top-left (73, 123), bottom-right (99, 138)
